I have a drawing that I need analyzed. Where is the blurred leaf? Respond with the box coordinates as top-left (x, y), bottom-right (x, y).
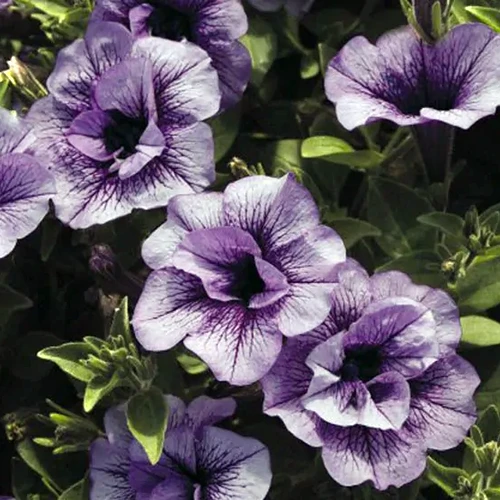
top-left (460, 316), bottom-right (500, 349)
top-left (367, 177), bottom-right (436, 257)
top-left (211, 104), bottom-right (241, 162)
top-left (40, 218), bottom-right (61, 262)
top-left (477, 404), bottom-right (500, 442)
top-left (37, 343), bottom-right (94, 382)
top-left (302, 136), bottom-right (353, 157)
top-left (12, 457), bottom-right (47, 500)
top-left (325, 216), bottom-right (381, 249)
top-left (300, 54), bottom-right (320, 79)
top-left (241, 16), bottom-right (278, 86)
top-left (0, 283), bottom-right (33, 327)
top-left (475, 360), bottom-right (500, 410)
top-left (456, 254), bottom-right (500, 311)
top-left (426, 456), bottom-right (465, 496)
top-left (83, 372), bottom-right (122, 413)
top-left (109, 297), bottom-right (132, 344)
top-left (465, 6), bottom-right (500, 31)
top-left (10, 332), bottom-right (63, 381)
top-left (177, 352), bottom-right (208, 375)
top-left (376, 251), bottom-right (445, 287)
top-left (153, 350), bottom-right (185, 396)
top-left (417, 212), bottom-right (465, 237)
top-left (58, 474), bottom-right (89, 500)
top-left (127, 386), bottom-right (168, 465)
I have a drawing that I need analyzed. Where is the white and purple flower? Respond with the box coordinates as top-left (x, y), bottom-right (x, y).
top-left (27, 21), bottom-right (220, 229)
top-left (132, 174), bottom-right (346, 385)
top-left (0, 109), bottom-right (55, 258)
top-left (89, 395), bottom-right (272, 500)
top-left (91, 0), bottom-right (251, 111)
top-left (261, 259), bottom-right (480, 490)
top-left (325, 23), bottom-right (500, 181)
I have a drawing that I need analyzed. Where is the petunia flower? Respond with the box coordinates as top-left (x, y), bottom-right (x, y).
top-left (27, 21), bottom-right (220, 229)
top-left (132, 174), bottom-right (346, 385)
top-left (325, 23), bottom-right (500, 181)
top-left (0, 108), bottom-right (55, 258)
top-left (261, 259), bottom-right (480, 490)
top-left (90, 395), bottom-right (272, 500)
top-left (247, 0), bottom-right (315, 17)
top-left (91, 0), bottom-right (251, 111)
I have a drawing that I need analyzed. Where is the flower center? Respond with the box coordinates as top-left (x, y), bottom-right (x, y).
top-left (103, 111), bottom-right (147, 160)
top-left (341, 347), bottom-right (382, 382)
top-left (228, 256), bottom-right (266, 305)
top-left (147, 4), bottom-right (192, 41)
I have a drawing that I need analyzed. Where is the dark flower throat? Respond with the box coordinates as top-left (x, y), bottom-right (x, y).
top-left (147, 4), bottom-right (193, 41)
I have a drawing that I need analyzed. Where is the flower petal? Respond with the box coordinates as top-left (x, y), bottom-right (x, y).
top-left (131, 37), bottom-right (221, 124)
top-left (320, 425), bottom-right (427, 489)
top-left (0, 107), bottom-right (32, 154)
top-left (274, 282), bottom-right (335, 336)
top-left (223, 174), bottom-right (321, 252)
top-left (132, 268), bottom-right (208, 351)
top-left (184, 303), bottom-right (282, 385)
top-left (405, 354), bottom-right (480, 450)
top-left (141, 191), bottom-right (224, 270)
top-left (196, 426), bottom-right (272, 500)
top-left (344, 297), bottom-right (439, 379)
top-left (47, 22), bottom-right (133, 111)
top-left (371, 271), bottom-right (461, 353)
top-left (261, 337), bottom-right (323, 447)
top-left (0, 153), bottom-right (55, 258)
top-left (186, 396), bottom-right (237, 427)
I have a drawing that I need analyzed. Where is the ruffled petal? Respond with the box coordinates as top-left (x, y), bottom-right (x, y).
top-left (183, 303), bottom-right (282, 385)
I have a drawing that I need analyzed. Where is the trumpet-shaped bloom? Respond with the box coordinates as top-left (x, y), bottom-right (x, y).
top-left (91, 0), bottom-right (251, 111)
top-left (325, 23), bottom-right (500, 131)
top-left (90, 395), bottom-right (272, 500)
top-left (132, 174), bottom-right (346, 385)
top-left (261, 259), bottom-right (479, 490)
top-left (27, 22), bottom-right (220, 229)
top-left (0, 109), bottom-right (55, 258)
top-left (247, 0), bottom-right (315, 16)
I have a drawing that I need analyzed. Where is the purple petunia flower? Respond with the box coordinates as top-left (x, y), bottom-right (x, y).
top-left (0, 109), bottom-right (55, 258)
top-left (90, 395), bottom-right (272, 499)
top-left (325, 23), bottom-right (500, 181)
top-left (247, 0), bottom-right (315, 16)
top-left (27, 22), bottom-right (220, 229)
top-left (91, 0), bottom-right (251, 111)
top-left (132, 174), bottom-right (346, 385)
top-left (261, 259), bottom-right (480, 490)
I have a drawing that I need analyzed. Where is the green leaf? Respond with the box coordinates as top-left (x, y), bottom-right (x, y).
top-left (465, 6), bottom-right (500, 31)
top-left (460, 316), bottom-right (500, 349)
top-left (210, 104), bottom-right (241, 162)
top-left (153, 350), bottom-right (185, 396)
top-left (456, 254), bottom-right (500, 311)
top-left (477, 405), bottom-right (500, 442)
top-left (29, 0), bottom-right (69, 18)
top-left (475, 360), bottom-right (500, 411)
top-left (59, 475), bottom-right (89, 500)
top-left (37, 343), bottom-right (94, 382)
top-left (10, 332), bottom-right (63, 381)
top-left (426, 456), bottom-right (465, 496)
top-left (485, 488), bottom-right (500, 499)
top-left (367, 177), bottom-right (436, 257)
top-left (177, 352), bottom-right (209, 375)
top-left (300, 53), bottom-right (320, 79)
top-left (83, 371), bottom-right (122, 412)
top-left (302, 136), bottom-right (382, 171)
top-left (0, 283), bottom-right (33, 327)
top-left (241, 16), bottom-right (278, 86)
top-left (376, 251), bottom-right (445, 288)
top-left (109, 296), bottom-right (132, 344)
top-left (127, 386), bottom-right (169, 465)
top-left (12, 458), bottom-right (46, 500)
top-left (417, 212), bottom-right (465, 237)
top-left (325, 216), bottom-right (381, 249)
top-left (301, 136), bottom-right (354, 158)
top-left (40, 218), bottom-right (61, 262)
